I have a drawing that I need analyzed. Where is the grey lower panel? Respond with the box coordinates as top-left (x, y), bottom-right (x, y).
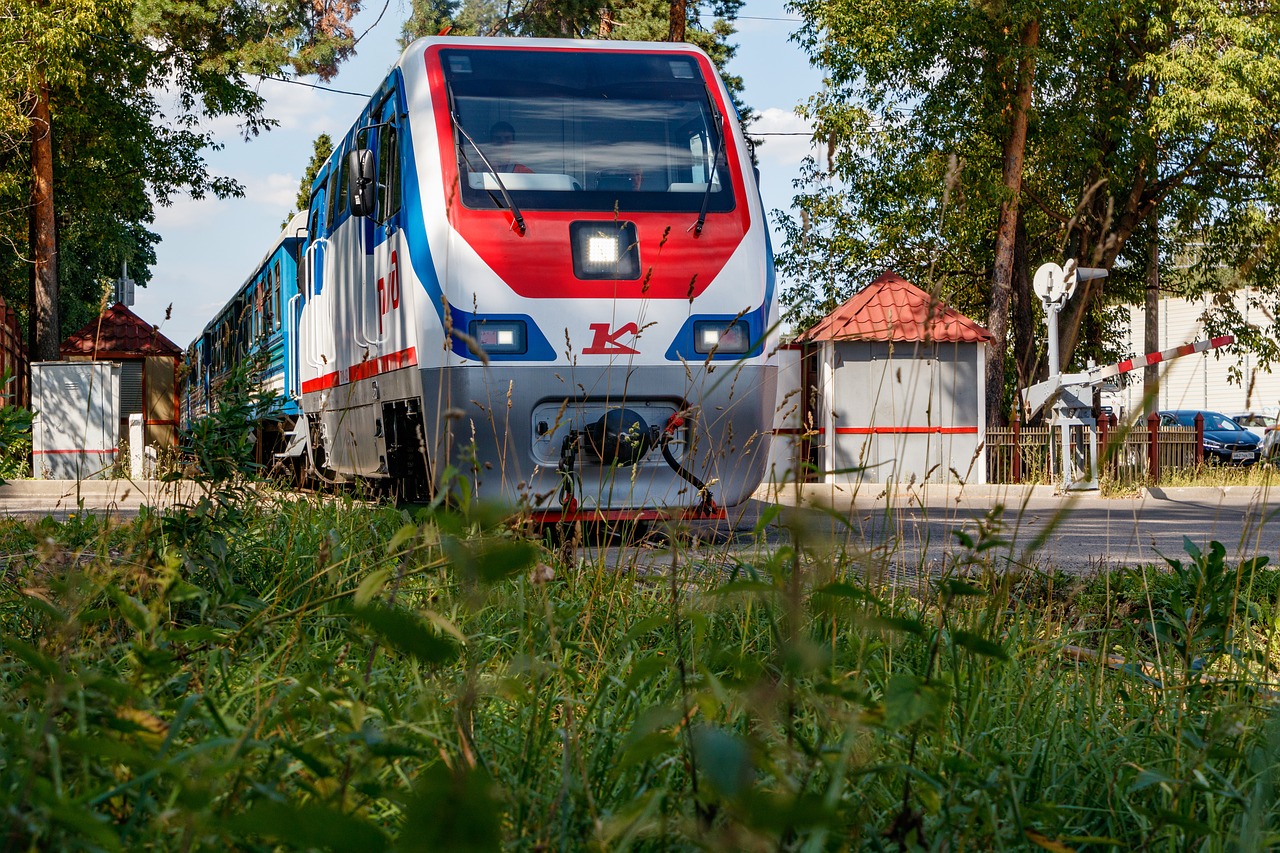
top-left (417, 362), bottom-right (777, 510)
top-left (302, 367), bottom-right (425, 478)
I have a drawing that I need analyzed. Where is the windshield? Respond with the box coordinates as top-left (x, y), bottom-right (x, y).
top-left (440, 48), bottom-right (735, 214)
top-left (1174, 412), bottom-right (1243, 431)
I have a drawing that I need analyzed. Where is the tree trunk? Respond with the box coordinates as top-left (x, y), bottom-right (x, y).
top-left (1144, 216), bottom-right (1160, 415)
top-left (985, 19), bottom-right (1039, 428)
top-left (668, 0), bottom-right (686, 41)
top-left (1012, 209), bottom-right (1037, 391)
top-left (29, 73), bottom-right (60, 361)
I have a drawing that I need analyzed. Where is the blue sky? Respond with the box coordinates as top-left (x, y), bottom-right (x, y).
top-left (136, 0), bottom-right (822, 347)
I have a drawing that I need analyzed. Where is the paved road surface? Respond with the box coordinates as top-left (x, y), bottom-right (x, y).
top-left (4, 479), bottom-right (1278, 578)
top-left (703, 483), bottom-right (1280, 579)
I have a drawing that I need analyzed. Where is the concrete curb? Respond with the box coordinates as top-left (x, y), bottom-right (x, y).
top-left (0, 479), bottom-right (207, 509)
top-left (752, 481), bottom-right (1280, 508)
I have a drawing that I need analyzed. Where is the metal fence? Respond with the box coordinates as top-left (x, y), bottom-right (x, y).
top-left (0, 298), bottom-right (27, 406)
top-left (986, 422), bottom-right (1200, 484)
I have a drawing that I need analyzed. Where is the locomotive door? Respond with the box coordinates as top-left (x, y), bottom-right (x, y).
top-left (298, 183), bottom-right (329, 382)
top-left (365, 92), bottom-right (405, 357)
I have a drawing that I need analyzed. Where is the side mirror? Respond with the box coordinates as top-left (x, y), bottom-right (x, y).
top-left (347, 149), bottom-right (376, 217)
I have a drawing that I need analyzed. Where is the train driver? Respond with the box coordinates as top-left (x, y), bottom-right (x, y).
top-left (486, 121), bottom-right (533, 174)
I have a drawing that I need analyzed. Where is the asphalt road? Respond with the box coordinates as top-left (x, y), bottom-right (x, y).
top-left (5, 479), bottom-right (1279, 578)
top-left (597, 483), bottom-right (1280, 582)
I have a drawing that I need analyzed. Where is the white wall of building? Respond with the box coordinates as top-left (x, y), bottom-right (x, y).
top-left (1113, 291), bottom-right (1280, 419)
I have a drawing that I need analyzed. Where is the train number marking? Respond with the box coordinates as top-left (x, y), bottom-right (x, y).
top-left (377, 250), bottom-right (400, 333)
top-left (583, 322), bottom-right (640, 355)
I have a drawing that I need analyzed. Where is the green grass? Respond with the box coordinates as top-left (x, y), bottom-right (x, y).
top-left (4, 364), bottom-right (1278, 849)
top-left (2, 485), bottom-right (1279, 851)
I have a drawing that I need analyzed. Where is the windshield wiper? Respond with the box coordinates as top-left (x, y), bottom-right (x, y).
top-left (694, 82), bottom-right (727, 237)
top-left (446, 83), bottom-right (526, 235)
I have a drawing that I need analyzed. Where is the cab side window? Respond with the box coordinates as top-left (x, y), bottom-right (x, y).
top-left (376, 121), bottom-right (401, 224)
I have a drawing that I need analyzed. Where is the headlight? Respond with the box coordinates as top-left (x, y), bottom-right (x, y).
top-left (469, 319), bottom-right (527, 354)
top-left (571, 221), bottom-right (640, 280)
top-left (1204, 438), bottom-right (1223, 450)
top-left (693, 320), bottom-right (750, 354)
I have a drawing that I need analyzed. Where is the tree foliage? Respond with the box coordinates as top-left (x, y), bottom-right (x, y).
top-left (779, 0), bottom-right (1280, 420)
top-left (402, 0), bottom-right (751, 120)
top-left (284, 132), bottom-right (334, 228)
top-left (0, 0), bottom-right (362, 356)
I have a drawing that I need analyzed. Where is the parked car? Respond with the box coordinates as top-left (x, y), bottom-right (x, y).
top-left (1159, 410), bottom-right (1262, 464)
top-left (1229, 411), bottom-right (1280, 459)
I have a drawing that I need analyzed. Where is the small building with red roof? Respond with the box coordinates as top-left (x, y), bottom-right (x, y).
top-left (788, 271), bottom-right (993, 486)
top-left (60, 303), bottom-right (182, 449)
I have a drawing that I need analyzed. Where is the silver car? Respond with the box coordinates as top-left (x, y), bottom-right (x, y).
top-left (1229, 412), bottom-right (1280, 459)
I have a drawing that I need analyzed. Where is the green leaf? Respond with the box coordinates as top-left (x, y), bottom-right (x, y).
top-left (623, 654), bottom-right (670, 694)
top-left (166, 579), bottom-right (206, 602)
top-left (387, 522), bottom-right (419, 554)
top-left (950, 630), bottom-right (1008, 660)
top-left (867, 615), bottom-right (927, 636)
top-left (941, 578), bottom-right (987, 598)
top-left (443, 536), bottom-right (538, 584)
top-left (691, 725), bottom-right (754, 799)
top-left (105, 586), bottom-right (154, 633)
top-left (1128, 767), bottom-right (1175, 793)
top-left (397, 763), bottom-right (503, 852)
top-left (354, 567), bottom-right (392, 607)
top-left (710, 580), bottom-right (777, 596)
top-left (882, 674), bottom-right (950, 729)
top-left (228, 801), bottom-right (389, 851)
top-left (350, 604), bottom-right (460, 666)
top-left (621, 615), bottom-right (669, 647)
top-left (164, 626), bottom-right (224, 645)
top-left (617, 730), bottom-right (678, 770)
top-left (283, 742), bottom-right (333, 779)
top-left (753, 503), bottom-right (782, 536)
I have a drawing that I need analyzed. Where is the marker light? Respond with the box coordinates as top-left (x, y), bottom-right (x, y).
top-left (693, 320), bottom-right (750, 354)
top-left (571, 221), bottom-right (640, 280)
top-left (469, 319), bottom-right (528, 354)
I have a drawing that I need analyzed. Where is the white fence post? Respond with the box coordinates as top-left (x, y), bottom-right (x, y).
top-left (129, 413), bottom-right (144, 479)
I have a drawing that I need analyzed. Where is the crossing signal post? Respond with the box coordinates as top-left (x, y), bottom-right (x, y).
top-left (1022, 259), bottom-right (1233, 490)
top-left (1026, 261), bottom-right (1108, 490)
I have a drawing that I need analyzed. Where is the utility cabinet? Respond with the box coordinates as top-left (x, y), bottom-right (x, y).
top-left (31, 361), bottom-right (120, 479)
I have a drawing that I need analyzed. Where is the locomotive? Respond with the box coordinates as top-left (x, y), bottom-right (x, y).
top-left (191, 37), bottom-right (778, 518)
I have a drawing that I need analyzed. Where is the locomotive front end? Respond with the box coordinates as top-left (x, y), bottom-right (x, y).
top-left (408, 40), bottom-right (778, 516)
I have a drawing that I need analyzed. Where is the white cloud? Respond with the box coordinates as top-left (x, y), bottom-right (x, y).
top-left (752, 107), bottom-right (817, 173)
top-left (256, 77), bottom-right (351, 135)
top-left (152, 194), bottom-right (223, 231)
top-left (254, 172), bottom-right (301, 209)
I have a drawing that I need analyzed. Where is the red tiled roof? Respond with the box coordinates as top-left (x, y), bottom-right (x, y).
top-left (797, 271), bottom-right (993, 344)
top-left (60, 303), bottom-right (182, 357)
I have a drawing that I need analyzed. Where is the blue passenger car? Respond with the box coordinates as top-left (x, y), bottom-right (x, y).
top-left (182, 212), bottom-right (307, 459)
